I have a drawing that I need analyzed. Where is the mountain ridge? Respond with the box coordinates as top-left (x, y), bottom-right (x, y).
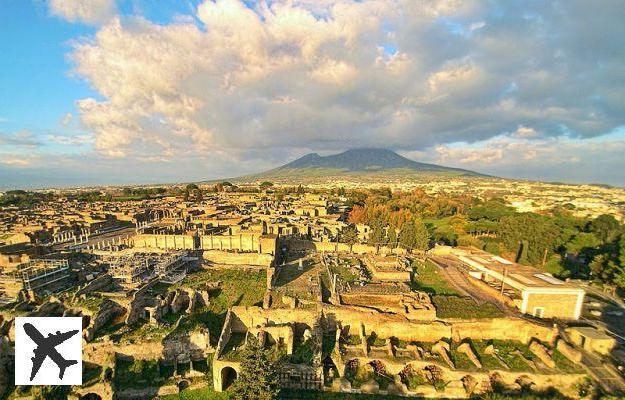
top-left (242, 148), bottom-right (486, 180)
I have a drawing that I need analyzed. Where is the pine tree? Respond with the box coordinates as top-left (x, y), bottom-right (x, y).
top-left (413, 219), bottom-right (430, 251)
top-left (399, 220), bottom-right (416, 250)
top-left (399, 219), bottom-right (430, 251)
top-left (231, 336), bottom-right (280, 400)
top-left (368, 220), bottom-right (386, 246)
top-left (387, 226), bottom-right (398, 248)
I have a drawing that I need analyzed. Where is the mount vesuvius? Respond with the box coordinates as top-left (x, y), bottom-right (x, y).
top-left (241, 148), bottom-right (486, 181)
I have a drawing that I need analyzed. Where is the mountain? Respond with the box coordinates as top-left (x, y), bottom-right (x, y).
top-left (243, 148), bottom-right (485, 180)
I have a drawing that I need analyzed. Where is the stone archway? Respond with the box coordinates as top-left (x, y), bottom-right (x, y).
top-left (221, 366), bottom-right (237, 391)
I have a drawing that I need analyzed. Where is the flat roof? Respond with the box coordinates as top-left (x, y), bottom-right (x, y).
top-left (454, 247), bottom-right (583, 292)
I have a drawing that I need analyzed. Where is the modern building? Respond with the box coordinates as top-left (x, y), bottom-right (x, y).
top-left (431, 246), bottom-right (585, 320)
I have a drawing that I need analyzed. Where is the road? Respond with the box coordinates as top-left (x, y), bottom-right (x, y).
top-left (582, 351), bottom-right (625, 394)
top-left (430, 256), bottom-right (514, 315)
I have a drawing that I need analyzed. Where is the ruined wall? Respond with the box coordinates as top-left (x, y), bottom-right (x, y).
top-left (74, 274), bottom-right (114, 297)
top-left (132, 234), bottom-right (196, 250)
top-left (200, 233), bottom-right (260, 252)
top-left (200, 234), bottom-right (278, 255)
top-left (203, 250), bottom-right (274, 267)
top-left (450, 318), bottom-right (557, 344)
top-left (287, 239), bottom-right (407, 255)
top-left (84, 299), bottom-right (126, 342)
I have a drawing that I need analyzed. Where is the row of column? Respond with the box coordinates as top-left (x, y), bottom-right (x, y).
top-left (53, 228), bottom-right (92, 244)
top-left (83, 234), bottom-right (132, 250)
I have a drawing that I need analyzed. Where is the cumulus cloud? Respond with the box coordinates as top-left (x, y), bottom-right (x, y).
top-left (406, 133), bottom-right (625, 185)
top-left (59, 0), bottom-right (625, 184)
top-left (49, 0), bottom-right (116, 25)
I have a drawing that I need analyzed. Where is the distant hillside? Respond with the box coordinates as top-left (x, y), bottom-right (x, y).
top-left (241, 148), bottom-right (486, 180)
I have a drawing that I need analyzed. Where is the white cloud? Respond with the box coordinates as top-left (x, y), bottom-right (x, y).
top-left (61, 113), bottom-right (73, 126)
top-left (0, 130), bottom-right (41, 147)
top-left (513, 125), bottom-right (539, 138)
top-left (51, 0), bottom-right (625, 185)
top-left (46, 134), bottom-right (94, 145)
top-left (49, 0), bottom-right (116, 25)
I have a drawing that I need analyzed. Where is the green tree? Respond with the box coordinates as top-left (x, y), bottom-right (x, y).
top-left (31, 386), bottom-right (70, 400)
top-left (339, 225), bottom-right (359, 246)
top-left (587, 214), bottom-right (621, 244)
top-left (499, 213), bottom-right (563, 266)
top-left (387, 226), bottom-right (398, 248)
top-left (368, 220), bottom-right (386, 246)
top-left (565, 232), bottom-right (601, 255)
top-left (413, 219), bottom-right (430, 251)
top-left (231, 336), bottom-right (280, 400)
top-left (398, 219), bottom-right (430, 251)
top-left (619, 235), bottom-right (625, 266)
top-left (260, 181), bottom-right (274, 190)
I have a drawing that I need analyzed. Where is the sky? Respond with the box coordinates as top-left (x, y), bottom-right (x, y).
top-left (1, 0), bottom-right (625, 188)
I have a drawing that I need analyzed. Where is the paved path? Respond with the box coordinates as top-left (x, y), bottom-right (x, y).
top-left (430, 256), bottom-right (513, 315)
top-left (581, 351), bottom-right (625, 395)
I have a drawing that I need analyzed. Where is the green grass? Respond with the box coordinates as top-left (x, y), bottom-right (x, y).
top-left (112, 268), bottom-right (266, 345)
top-left (329, 262), bottom-right (359, 284)
top-left (114, 359), bottom-right (160, 389)
top-left (72, 295), bottom-right (105, 312)
top-left (432, 295), bottom-right (504, 319)
top-left (411, 259), bottom-right (459, 295)
top-left (160, 386), bottom-right (230, 400)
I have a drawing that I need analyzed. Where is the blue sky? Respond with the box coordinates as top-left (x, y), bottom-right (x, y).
top-left (1, 0), bottom-right (625, 188)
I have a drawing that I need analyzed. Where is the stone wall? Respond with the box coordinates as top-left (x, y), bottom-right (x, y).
top-left (74, 274), bottom-right (114, 297)
top-left (203, 250), bottom-right (274, 267)
top-left (132, 234), bottom-right (196, 250)
top-left (450, 318), bottom-right (557, 344)
top-left (84, 299), bottom-right (126, 342)
top-left (286, 239), bottom-right (407, 255)
top-left (200, 233), bottom-right (278, 255)
top-left (227, 306), bottom-right (556, 345)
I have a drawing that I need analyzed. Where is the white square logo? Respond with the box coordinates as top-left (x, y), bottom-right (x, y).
top-left (15, 317), bottom-right (83, 385)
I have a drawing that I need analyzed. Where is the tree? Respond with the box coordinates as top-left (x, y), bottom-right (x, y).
top-left (231, 336), bottom-right (280, 400)
top-left (619, 235), bottom-right (625, 266)
top-left (399, 220), bottom-right (416, 250)
top-left (260, 181), bottom-right (274, 190)
top-left (498, 213), bottom-right (563, 266)
top-left (185, 183), bottom-right (199, 191)
top-left (368, 220), bottom-right (386, 246)
top-left (398, 219), bottom-right (430, 251)
top-left (31, 386), bottom-right (70, 400)
top-left (387, 226), bottom-right (398, 248)
top-left (413, 219), bottom-right (431, 251)
top-left (215, 181), bottom-right (233, 192)
top-left (348, 205), bottom-right (365, 224)
top-left (339, 225), bottom-right (359, 246)
top-left (565, 232), bottom-right (601, 256)
top-left (587, 214), bottom-right (621, 244)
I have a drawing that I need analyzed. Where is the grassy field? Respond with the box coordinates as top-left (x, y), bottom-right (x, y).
top-left (109, 268), bottom-right (266, 345)
top-left (411, 259), bottom-right (459, 295)
top-left (432, 296), bottom-right (504, 319)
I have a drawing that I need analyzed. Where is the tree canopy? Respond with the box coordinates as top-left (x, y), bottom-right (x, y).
top-left (230, 336), bottom-right (280, 400)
